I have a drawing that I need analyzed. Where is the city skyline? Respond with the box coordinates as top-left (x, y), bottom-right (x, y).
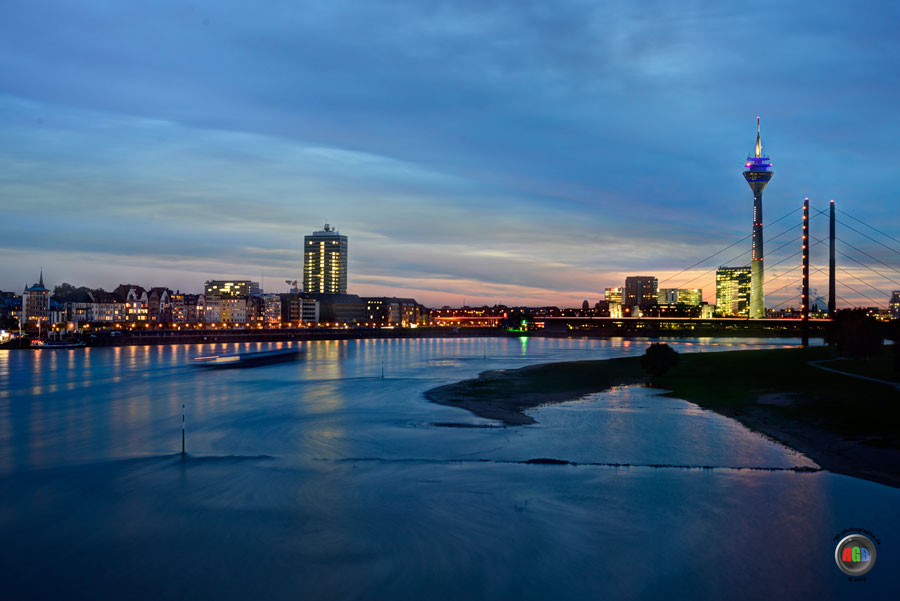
top-left (2, 2), bottom-right (900, 307)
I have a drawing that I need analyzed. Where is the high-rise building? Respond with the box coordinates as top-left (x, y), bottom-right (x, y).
top-left (604, 287), bottom-right (623, 304)
top-left (716, 267), bottom-right (751, 317)
top-left (890, 291), bottom-right (900, 319)
top-left (657, 288), bottom-right (703, 306)
top-left (204, 280), bottom-right (260, 298)
top-left (304, 223), bottom-right (348, 294)
top-left (624, 276), bottom-right (658, 309)
top-left (743, 117), bottom-right (773, 319)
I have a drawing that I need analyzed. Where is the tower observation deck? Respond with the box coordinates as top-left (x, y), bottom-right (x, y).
top-left (743, 117), bottom-right (773, 319)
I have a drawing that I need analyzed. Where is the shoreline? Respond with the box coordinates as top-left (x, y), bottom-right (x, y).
top-left (425, 347), bottom-right (900, 489)
top-left (2, 327), bottom-right (820, 350)
top-left (425, 357), bottom-right (645, 425)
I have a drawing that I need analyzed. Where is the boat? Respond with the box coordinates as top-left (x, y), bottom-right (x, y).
top-left (31, 340), bottom-right (87, 349)
top-left (192, 348), bottom-right (303, 369)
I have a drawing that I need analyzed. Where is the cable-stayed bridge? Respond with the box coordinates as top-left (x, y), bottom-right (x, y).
top-left (538, 199), bottom-right (899, 341)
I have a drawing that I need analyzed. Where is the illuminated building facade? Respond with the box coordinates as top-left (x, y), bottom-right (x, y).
top-left (22, 270), bottom-right (50, 327)
top-left (113, 284), bottom-right (149, 322)
top-left (304, 224), bottom-right (348, 294)
top-left (203, 280), bottom-right (261, 298)
top-left (604, 287), bottom-right (623, 304)
top-left (743, 117), bottom-right (773, 319)
top-left (716, 267), bottom-right (751, 317)
top-left (365, 297), bottom-right (420, 327)
top-left (890, 291), bottom-right (900, 319)
top-left (657, 288), bottom-right (702, 306)
top-left (221, 297), bottom-right (247, 323)
top-left (264, 294), bottom-right (282, 324)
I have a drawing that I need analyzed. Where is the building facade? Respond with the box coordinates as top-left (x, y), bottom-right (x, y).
top-left (365, 297), bottom-right (420, 327)
top-left (716, 267), bottom-right (752, 317)
top-left (221, 297), bottom-right (248, 323)
top-left (264, 294), bottom-right (283, 325)
top-left (204, 295), bottom-right (223, 323)
top-left (21, 271), bottom-right (50, 328)
top-left (657, 288), bottom-right (702, 306)
top-left (148, 287), bottom-right (173, 322)
top-left (604, 287), bottom-right (623, 304)
top-left (204, 280), bottom-right (261, 298)
top-left (624, 276), bottom-right (658, 309)
top-left (303, 224), bottom-right (348, 294)
top-left (890, 291), bottom-right (900, 319)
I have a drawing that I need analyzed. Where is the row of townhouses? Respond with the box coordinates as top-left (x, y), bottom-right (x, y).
top-left (3, 275), bottom-right (424, 331)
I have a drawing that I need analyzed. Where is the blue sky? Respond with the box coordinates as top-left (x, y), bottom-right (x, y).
top-left (2, 1), bottom-right (899, 307)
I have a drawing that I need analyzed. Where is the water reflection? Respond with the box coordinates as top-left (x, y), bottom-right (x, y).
top-left (0, 337), bottom-right (896, 600)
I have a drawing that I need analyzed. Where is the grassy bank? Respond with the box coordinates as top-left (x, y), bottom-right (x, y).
top-left (654, 346), bottom-right (900, 439)
top-left (426, 346), bottom-right (900, 487)
top-left (813, 346), bottom-right (900, 384)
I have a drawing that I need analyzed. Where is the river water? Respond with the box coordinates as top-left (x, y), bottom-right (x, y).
top-left (0, 337), bottom-right (896, 600)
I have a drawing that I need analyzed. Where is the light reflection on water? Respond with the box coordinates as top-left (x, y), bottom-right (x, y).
top-left (0, 336), bottom-right (897, 600)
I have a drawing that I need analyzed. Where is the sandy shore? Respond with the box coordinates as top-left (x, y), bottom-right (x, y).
top-left (425, 349), bottom-right (900, 489)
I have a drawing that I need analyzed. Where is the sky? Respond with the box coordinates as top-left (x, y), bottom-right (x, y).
top-left (2, 0), bottom-right (900, 308)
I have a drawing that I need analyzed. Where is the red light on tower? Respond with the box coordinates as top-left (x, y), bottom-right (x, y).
top-left (801, 197), bottom-right (810, 346)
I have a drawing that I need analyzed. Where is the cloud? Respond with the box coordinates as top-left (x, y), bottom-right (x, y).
top-left (1, 1), bottom-right (899, 307)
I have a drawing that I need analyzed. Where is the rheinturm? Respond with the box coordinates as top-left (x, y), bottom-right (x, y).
top-left (743, 117), bottom-right (773, 319)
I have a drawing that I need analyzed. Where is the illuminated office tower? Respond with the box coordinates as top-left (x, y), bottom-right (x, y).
top-left (743, 117), bottom-right (773, 319)
top-left (304, 223), bottom-right (348, 294)
top-left (716, 267), bottom-right (751, 317)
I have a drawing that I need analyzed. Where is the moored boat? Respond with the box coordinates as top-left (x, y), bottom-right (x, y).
top-left (31, 340), bottom-right (87, 349)
top-left (192, 348), bottom-right (303, 369)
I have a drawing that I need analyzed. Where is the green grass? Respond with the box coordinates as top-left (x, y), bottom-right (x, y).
top-left (652, 346), bottom-right (900, 440)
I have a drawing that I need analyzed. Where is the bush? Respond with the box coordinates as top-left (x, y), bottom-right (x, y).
top-left (641, 343), bottom-right (680, 376)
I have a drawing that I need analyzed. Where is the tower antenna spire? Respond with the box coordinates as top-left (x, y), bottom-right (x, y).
top-left (755, 116), bottom-right (762, 158)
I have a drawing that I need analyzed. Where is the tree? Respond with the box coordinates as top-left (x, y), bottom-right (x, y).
top-left (825, 309), bottom-right (883, 360)
top-left (52, 283), bottom-right (93, 303)
top-left (641, 343), bottom-right (680, 376)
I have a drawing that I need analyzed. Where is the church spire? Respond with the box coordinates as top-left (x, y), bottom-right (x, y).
top-left (39, 268), bottom-right (44, 288)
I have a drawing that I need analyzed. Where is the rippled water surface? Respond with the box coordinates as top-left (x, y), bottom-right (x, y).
top-left (0, 337), bottom-right (896, 600)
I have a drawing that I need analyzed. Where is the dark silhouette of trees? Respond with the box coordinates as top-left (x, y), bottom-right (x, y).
top-left (51, 283), bottom-right (96, 303)
top-left (825, 309), bottom-right (883, 360)
top-left (641, 343), bottom-right (680, 376)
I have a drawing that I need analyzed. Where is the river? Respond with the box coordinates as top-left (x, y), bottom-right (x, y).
top-left (0, 337), bottom-right (896, 599)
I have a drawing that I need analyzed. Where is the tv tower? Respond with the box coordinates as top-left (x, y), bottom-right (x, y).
top-left (743, 117), bottom-right (773, 319)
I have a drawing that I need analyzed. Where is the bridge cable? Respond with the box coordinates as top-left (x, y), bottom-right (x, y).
top-left (658, 207), bottom-right (801, 288)
top-left (838, 208), bottom-right (900, 249)
top-left (809, 266), bottom-right (886, 308)
top-left (835, 236), bottom-right (900, 277)
top-left (811, 235), bottom-right (893, 298)
top-left (836, 219), bottom-right (900, 258)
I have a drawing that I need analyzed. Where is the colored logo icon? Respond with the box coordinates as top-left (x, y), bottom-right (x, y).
top-left (835, 534), bottom-right (877, 576)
